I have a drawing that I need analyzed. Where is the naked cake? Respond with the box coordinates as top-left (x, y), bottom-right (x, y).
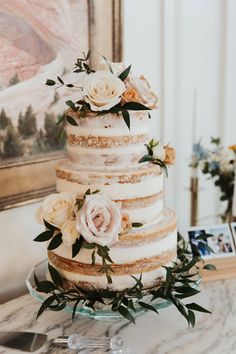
top-left (35, 57), bottom-right (177, 291)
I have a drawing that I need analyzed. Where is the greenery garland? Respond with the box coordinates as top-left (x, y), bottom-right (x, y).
top-left (34, 233), bottom-right (215, 326)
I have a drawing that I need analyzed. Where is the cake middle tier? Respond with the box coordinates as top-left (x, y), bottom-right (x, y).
top-left (56, 160), bottom-right (164, 224)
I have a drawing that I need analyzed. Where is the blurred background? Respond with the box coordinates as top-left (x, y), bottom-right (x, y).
top-left (0, 0), bottom-right (236, 302)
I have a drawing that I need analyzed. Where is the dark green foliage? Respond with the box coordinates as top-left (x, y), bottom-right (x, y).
top-left (0, 108), bottom-right (11, 129)
top-left (34, 233), bottom-right (214, 326)
top-left (44, 112), bottom-right (66, 149)
top-left (3, 125), bottom-right (23, 158)
top-left (18, 105), bottom-right (37, 138)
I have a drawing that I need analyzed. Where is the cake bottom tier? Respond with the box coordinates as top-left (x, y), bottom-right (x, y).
top-left (48, 208), bottom-right (177, 291)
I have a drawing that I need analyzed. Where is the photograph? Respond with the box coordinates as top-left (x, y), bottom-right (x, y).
top-left (188, 224), bottom-right (236, 260)
top-left (188, 228), bottom-right (211, 258)
top-left (207, 224), bottom-right (235, 258)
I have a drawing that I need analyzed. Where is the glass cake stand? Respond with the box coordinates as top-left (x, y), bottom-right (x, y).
top-left (26, 259), bottom-right (172, 320)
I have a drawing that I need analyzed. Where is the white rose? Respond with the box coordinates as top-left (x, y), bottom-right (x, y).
top-left (61, 220), bottom-right (78, 247)
top-left (76, 194), bottom-right (122, 246)
top-left (152, 142), bottom-right (166, 161)
top-left (83, 71), bottom-right (125, 111)
top-left (125, 74), bottom-right (158, 109)
top-left (36, 193), bottom-right (75, 228)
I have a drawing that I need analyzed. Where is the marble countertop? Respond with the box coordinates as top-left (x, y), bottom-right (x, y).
top-left (0, 279), bottom-right (236, 354)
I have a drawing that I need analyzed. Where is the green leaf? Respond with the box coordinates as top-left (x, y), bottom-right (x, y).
top-left (65, 100), bottom-right (75, 109)
top-left (139, 154), bottom-right (154, 163)
top-left (203, 264), bottom-right (217, 270)
top-left (55, 114), bottom-right (65, 126)
top-left (47, 233), bottom-right (63, 250)
top-left (188, 309), bottom-right (196, 327)
top-left (72, 299), bottom-right (81, 320)
top-left (138, 301), bottom-right (159, 314)
top-left (122, 102), bottom-right (151, 111)
top-left (131, 222), bottom-right (143, 228)
top-left (186, 303), bottom-right (211, 314)
top-left (33, 230), bottom-right (54, 242)
top-left (66, 83), bottom-right (74, 88)
top-left (43, 219), bottom-right (56, 231)
top-left (45, 79), bottom-right (56, 86)
top-left (122, 110), bottom-right (130, 130)
top-left (148, 112), bottom-right (151, 119)
top-left (117, 305), bottom-right (135, 324)
top-left (118, 65), bottom-right (131, 81)
top-left (91, 250), bottom-right (96, 265)
top-left (36, 303), bottom-right (47, 319)
top-left (83, 242), bottom-right (96, 249)
top-left (101, 55), bottom-right (113, 73)
top-left (66, 116), bottom-right (78, 126)
top-left (175, 286), bottom-right (200, 297)
top-left (48, 264), bottom-right (63, 289)
top-left (72, 237), bottom-right (84, 258)
top-left (57, 76), bottom-right (64, 84)
top-left (36, 280), bottom-right (56, 293)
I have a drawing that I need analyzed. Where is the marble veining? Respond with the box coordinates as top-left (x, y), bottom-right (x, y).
top-left (0, 280), bottom-right (236, 353)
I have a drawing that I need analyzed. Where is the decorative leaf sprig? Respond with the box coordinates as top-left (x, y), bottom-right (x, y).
top-left (34, 220), bottom-right (63, 250)
top-left (34, 232), bottom-right (215, 326)
top-left (84, 242), bottom-right (114, 284)
top-left (139, 139), bottom-right (168, 176)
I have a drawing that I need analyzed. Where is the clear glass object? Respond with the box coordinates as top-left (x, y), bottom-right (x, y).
top-left (26, 259), bottom-right (173, 320)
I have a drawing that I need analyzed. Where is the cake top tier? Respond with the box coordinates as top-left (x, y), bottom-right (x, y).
top-left (45, 52), bottom-right (158, 131)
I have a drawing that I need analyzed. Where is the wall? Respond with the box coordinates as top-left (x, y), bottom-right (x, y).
top-left (0, 202), bottom-right (45, 302)
top-left (124, 0), bottom-right (236, 232)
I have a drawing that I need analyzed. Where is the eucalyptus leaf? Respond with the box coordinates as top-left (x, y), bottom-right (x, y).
top-left (33, 230), bottom-right (54, 242)
top-left (57, 76), bottom-right (64, 84)
top-left (138, 301), bottom-right (159, 314)
top-left (47, 233), bottom-right (63, 250)
top-left (203, 264), bottom-right (217, 270)
top-left (118, 65), bottom-right (131, 81)
top-left (117, 305), bottom-right (135, 324)
top-left (66, 116), bottom-right (78, 126)
top-left (65, 100), bottom-right (75, 109)
top-left (72, 237), bottom-right (84, 258)
top-left (186, 303), bottom-right (211, 313)
top-left (132, 222), bottom-right (143, 228)
top-left (122, 110), bottom-right (130, 130)
top-left (122, 102), bottom-right (151, 111)
top-left (45, 79), bottom-right (56, 86)
top-left (139, 155), bottom-right (154, 163)
top-left (48, 264), bottom-right (64, 289)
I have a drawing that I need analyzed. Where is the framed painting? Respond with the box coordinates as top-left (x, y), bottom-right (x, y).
top-left (0, 0), bottom-right (123, 211)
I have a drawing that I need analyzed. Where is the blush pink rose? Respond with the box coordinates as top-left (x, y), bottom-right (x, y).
top-left (76, 194), bottom-right (122, 246)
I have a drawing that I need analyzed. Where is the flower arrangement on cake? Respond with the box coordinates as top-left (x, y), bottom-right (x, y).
top-left (190, 137), bottom-right (236, 221)
top-left (31, 52), bottom-right (213, 326)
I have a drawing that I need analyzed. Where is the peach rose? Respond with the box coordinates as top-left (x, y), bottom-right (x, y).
top-left (121, 88), bottom-right (141, 104)
top-left (120, 213), bottom-right (132, 235)
top-left (125, 74), bottom-right (158, 109)
top-left (36, 193), bottom-right (75, 228)
top-left (76, 194), bottom-right (122, 246)
top-left (164, 145), bottom-right (176, 165)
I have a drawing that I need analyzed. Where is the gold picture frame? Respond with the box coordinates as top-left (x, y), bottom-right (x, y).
top-left (0, 0), bottom-right (123, 211)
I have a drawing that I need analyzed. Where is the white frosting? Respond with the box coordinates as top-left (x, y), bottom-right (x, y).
top-left (57, 175), bottom-right (163, 199)
top-left (66, 111), bottom-right (150, 137)
top-left (49, 262), bottom-right (174, 290)
top-left (67, 144), bottom-right (147, 171)
top-left (53, 230), bottom-right (177, 265)
top-left (127, 199), bottom-right (163, 223)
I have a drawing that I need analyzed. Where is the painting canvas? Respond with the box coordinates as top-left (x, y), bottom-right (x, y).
top-left (0, 0), bottom-right (89, 161)
top-left (0, 0), bottom-right (123, 209)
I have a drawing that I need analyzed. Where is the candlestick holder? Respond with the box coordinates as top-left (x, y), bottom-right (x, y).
top-left (190, 170), bottom-right (199, 226)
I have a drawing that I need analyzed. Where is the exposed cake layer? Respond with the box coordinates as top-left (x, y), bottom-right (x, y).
top-left (56, 160), bottom-right (164, 223)
top-left (48, 209), bottom-right (177, 290)
top-left (66, 109), bottom-right (150, 171)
